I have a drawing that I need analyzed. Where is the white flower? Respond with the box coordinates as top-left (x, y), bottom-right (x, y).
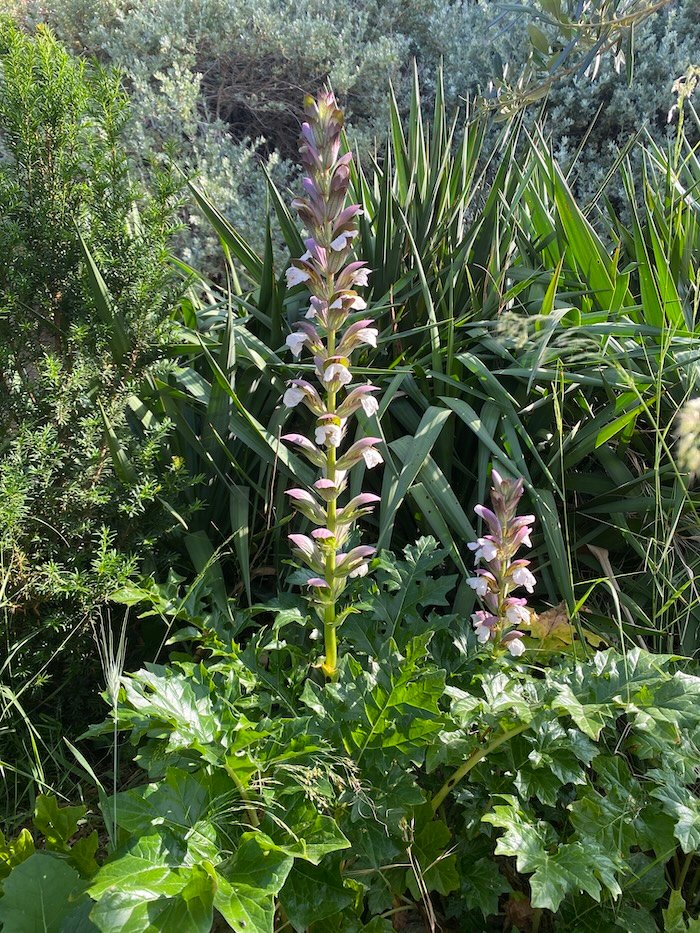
top-left (315, 423), bottom-right (343, 447)
top-left (283, 385), bottom-right (305, 408)
top-left (349, 562), bottom-right (369, 578)
top-left (467, 576), bottom-right (489, 598)
top-left (505, 603), bottom-right (530, 625)
top-left (356, 327), bottom-right (378, 348)
top-left (286, 266), bottom-right (311, 287)
top-left (330, 230), bottom-right (357, 251)
top-left (286, 332), bottom-right (307, 359)
top-left (468, 538), bottom-right (498, 563)
top-left (506, 637), bottom-right (526, 657)
top-left (322, 362), bottom-right (352, 386)
top-left (360, 395), bottom-right (379, 417)
top-left (475, 624), bottom-right (492, 643)
top-left (511, 567), bottom-right (536, 593)
top-left (353, 268), bottom-right (370, 286)
top-left (361, 447), bottom-right (383, 468)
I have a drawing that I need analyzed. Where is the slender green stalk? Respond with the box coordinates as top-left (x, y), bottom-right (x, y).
top-left (431, 723), bottom-right (528, 812)
top-left (323, 351), bottom-right (339, 678)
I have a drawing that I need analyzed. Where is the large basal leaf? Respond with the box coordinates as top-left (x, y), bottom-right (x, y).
top-left (302, 634), bottom-right (446, 765)
top-left (650, 781), bottom-right (700, 855)
top-left (219, 833), bottom-right (293, 897)
top-left (0, 828), bottom-right (35, 880)
top-left (548, 684), bottom-right (607, 740)
top-left (33, 795), bottom-right (86, 851)
top-left (109, 768), bottom-right (219, 863)
top-left (259, 796), bottom-right (350, 865)
top-left (404, 810), bottom-right (459, 899)
top-left (0, 853), bottom-right (88, 933)
top-left (84, 663), bottom-right (242, 773)
top-left (89, 863), bottom-right (215, 933)
top-left (88, 832), bottom-right (222, 933)
top-left (214, 834), bottom-right (293, 933)
top-left (345, 537), bottom-right (456, 651)
top-left (213, 877), bottom-right (276, 933)
top-left (548, 649), bottom-right (700, 741)
top-left (458, 856), bottom-right (510, 920)
top-left (483, 796), bottom-right (622, 913)
top-left (279, 854), bottom-right (354, 932)
top-left (88, 837), bottom-right (189, 903)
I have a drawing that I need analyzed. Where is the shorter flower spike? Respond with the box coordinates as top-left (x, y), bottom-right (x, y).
top-left (468, 469), bottom-right (536, 655)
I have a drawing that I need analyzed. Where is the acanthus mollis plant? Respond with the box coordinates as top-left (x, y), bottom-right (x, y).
top-left (281, 89), bottom-right (382, 680)
top-left (467, 470), bottom-right (536, 657)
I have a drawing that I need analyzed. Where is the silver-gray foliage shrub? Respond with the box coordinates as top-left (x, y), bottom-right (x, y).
top-left (10, 0), bottom-right (698, 271)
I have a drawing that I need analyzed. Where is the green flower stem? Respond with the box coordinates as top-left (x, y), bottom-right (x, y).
top-left (322, 326), bottom-right (339, 680)
top-left (431, 723), bottom-right (529, 812)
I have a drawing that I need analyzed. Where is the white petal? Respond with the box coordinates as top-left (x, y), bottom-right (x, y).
top-left (467, 576), bottom-right (489, 598)
top-left (476, 540), bottom-right (498, 562)
top-left (323, 363), bottom-right (353, 386)
top-left (286, 266), bottom-right (311, 287)
top-left (356, 327), bottom-right (378, 348)
top-left (360, 396), bottom-right (379, 416)
top-left (330, 231), bottom-right (354, 251)
top-left (512, 567), bottom-right (536, 593)
top-left (361, 447), bottom-right (383, 468)
top-left (286, 333), bottom-right (307, 358)
top-left (507, 638), bottom-right (526, 657)
top-left (284, 386), bottom-right (305, 407)
top-left (505, 605), bottom-right (529, 625)
top-left (349, 562), bottom-right (369, 578)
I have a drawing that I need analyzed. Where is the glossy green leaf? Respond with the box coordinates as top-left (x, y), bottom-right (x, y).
top-left (405, 814), bottom-right (459, 899)
top-left (214, 836), bottom-right (292, 933)
top-left (260, 796), bottom-right (350, 865)
top-left (279, 855), bottom-right (353, 931)
top-left (0, 853), bottom-right (87, 933)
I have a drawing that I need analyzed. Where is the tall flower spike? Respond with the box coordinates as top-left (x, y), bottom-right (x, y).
top-left (467, 470), bottom-right (536, 657)
top-left (282, 88), bottom-right (382, 679)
